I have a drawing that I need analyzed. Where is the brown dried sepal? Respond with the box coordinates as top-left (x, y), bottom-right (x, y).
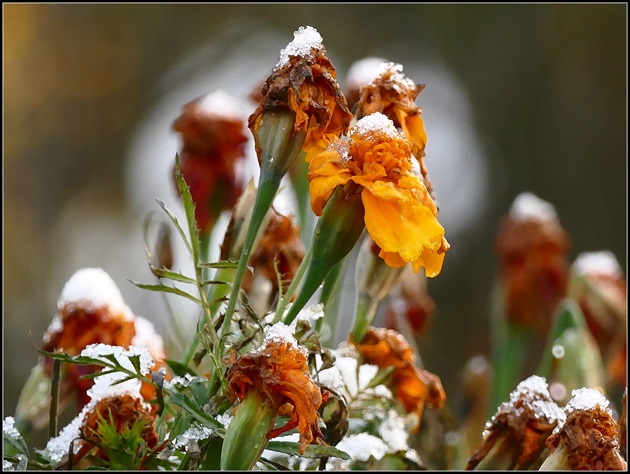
top-left (467, 395), bottom-right (560, 469)
top-left (350, 327), bottom-right (446, 426)
top-left (249, 49), bottom-right (352, 164)
top-left (496, 217), bottom-right (570, 335)
top-left (546, 405), bottom-right (626, 470)
top-left (226, 339), bottom-right (327, 454)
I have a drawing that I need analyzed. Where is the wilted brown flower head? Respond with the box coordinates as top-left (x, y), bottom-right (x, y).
top-left (226, 323), bottom-right (327, 454)
top-left (241, 207), bottom-right (305, 310)
top-left (495, 192), bottom-right (570, 335)
top-left (42, 268), bottom-right (166, 408)
top-left (570, 251), bottom-right (627, 386)
top-left (544, 387), bottom-right (626, 470)
top-left (354, 61), bottom-right (433, 196)
top-left (248, 26), bottom-right (352, 164)
top-left (466, 375), bottom-right (566, 470)
top-left (75, 394), bottom-right (160, 467)
top-left (172, 90), bottom-right (249, 235)
top-left (350, 326), bottom-right (446, 426)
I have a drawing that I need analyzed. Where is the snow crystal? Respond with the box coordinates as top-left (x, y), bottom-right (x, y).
top-left (81, 344), bottom-right (154, 402)
top-left (41, 404), bottom-right (91, 465)
top-left (572, 250), bottom-right (622, 277)
top-left (171, 422), bottom-right (214, 450)
top-left (346, 57), bottom-right (387, 92)
top-left (252, 322), bottom-right (307, 356)
top-left (216, 412), bottom-right (232, 427)
top-left (378, 409), bottom-right (410, 452)
top-left (3, 417), bottom-right (21, 441)
top-left (57, 267), bottom-right (132, 319)
top-left (322, 353), bottom-right (391, 400)
top-left (196, 90), bottom-right (243, 121)
top-left (163, 373), bottom-right (205, 390)
top-left (276, 26), bottom-right (323, 69)
top-left (352, 112), bottom-right (400, 139)
top-left (495, 375), bottom-right (566, 425)
top-left (335, 432), bottom-right (388, 461)
top-left (509, 192), bottom-right (557, 222)
top-left (565, 387), bottom-right (611, 413)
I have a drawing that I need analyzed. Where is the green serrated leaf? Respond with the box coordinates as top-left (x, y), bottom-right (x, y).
top-left (128, 355), bottom-right (142, 374)
top-left (165, 359), bottom-right (197, 378)
top-left (265, 440), bottom-right (351, 460)
top-left (155, 198), bottom-right (193, 259)
top-left (198, 260), bottom-right (239, 269)
top-left (148, 268), bottom-right (197, 285)
top-left (128, 281), bottom-right (202, 305)
top-left (174, 155), bottom-right (200, 265)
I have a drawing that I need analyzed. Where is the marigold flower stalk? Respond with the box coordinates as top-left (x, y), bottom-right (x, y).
top-left (221, 324), bottom-right (327, 469)
top-left (221, 25), bottom-right (351, 350)
top-left (539, 387), bottom-right (627, 470)
top-left (535, 299), bottom-right (605, 406)
top-left (489, 192), bottom-right (570, 414)
top-left (352, 237), bottom-right (406, 343)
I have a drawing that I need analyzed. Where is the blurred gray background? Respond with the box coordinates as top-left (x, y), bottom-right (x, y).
top-left (3, 3), bottom-right (626, 430)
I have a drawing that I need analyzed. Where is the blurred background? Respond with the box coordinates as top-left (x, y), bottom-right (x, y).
top-left (3, 3), bottom-right (626, 433)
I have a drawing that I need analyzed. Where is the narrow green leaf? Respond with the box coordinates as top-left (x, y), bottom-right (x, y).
top-left (148, 268), bottom-right (197, 285)
top-left (174, 155), bottom-right (200, 265)
top-left (365, 365), bottom-right (396, 390)
top-left (128, 281), bottom-right (202, 305)
top-left (128, 354), bottom-right (142, 374)
top-left (155, 199), bottom-right (193, 259)
top-left (198, 260), bottom-right (239, 269)
top-left (265, 440), bottom-right (351, 460)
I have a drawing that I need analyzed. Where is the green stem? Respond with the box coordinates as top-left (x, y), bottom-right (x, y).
top-left (317, 258), bottom-right (348, 346)
top-left (49, 358), bottom-right (61, 439)
top-left (220, 175), bottom-right (281, 350)
top-left (351, 293), bottom-right (380, 343)
top-left (273, 246), bottom-right (312, 323)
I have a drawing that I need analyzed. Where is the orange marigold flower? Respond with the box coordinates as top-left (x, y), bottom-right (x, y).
top-left (496, 192), bottom-right (570, 335)
top-left (226, 324), bottom-right (327, 455)
top-left (74, 394), bottom-right (160, 468)
top-left (354, 61), bottom-right (434, 196)
top-left (241, 208), bottom-right (305, 313)
top-left (309, 112), bottom-right (449, 276)
top-left (173, 90), bottom-right (249, 235)
top-left (350, 326), bottom-right (446, 426)
top-left (41, 268), bottom-right (166, 409)
top-left (248, 26), bottom-right (352, 165)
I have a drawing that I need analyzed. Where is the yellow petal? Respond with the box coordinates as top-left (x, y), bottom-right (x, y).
top-left (308, 150), bottom-right (352, 215)
top-left (361, 180), bottom-right (446, 277)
